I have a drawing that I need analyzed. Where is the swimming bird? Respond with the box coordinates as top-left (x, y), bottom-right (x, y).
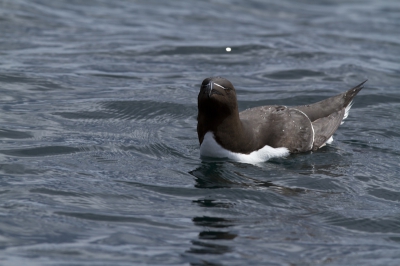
top-left (197, 77), bottom-right (366, 163)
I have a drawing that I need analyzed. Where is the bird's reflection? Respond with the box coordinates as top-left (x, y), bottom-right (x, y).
top-left (188, 240), bottom-right (233, 255)
top-left (198, 231), bottom-right (237, 241)
top-left (192, 199), bottom-right (234, 209)
top-left (186, 161), bottom-right (297, 260)
top-left (192, 216), bottom-right (235, 228)
top-left (185, 163), bottom-right (240, 259)
top-left (189, 161), bottom-right (305, 193)
top-left (189, 161), bottom-right (275, 189)
top-left (268, 147), bottom-right (350, 177)
top-left (185, 154), bottom-right (345, 262)
top-left (187, 216), bottom-right (236, 255)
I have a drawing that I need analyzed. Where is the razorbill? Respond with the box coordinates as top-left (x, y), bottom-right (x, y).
top-left (197, 77), bottom-right (366, 163)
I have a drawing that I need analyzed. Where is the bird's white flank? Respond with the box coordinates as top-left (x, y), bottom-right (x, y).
top-left (200, 132), bottom-right (289, 164)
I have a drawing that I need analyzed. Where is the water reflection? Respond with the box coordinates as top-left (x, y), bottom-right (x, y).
top-left (186, 163), bottom-right (240, 259)
top-left (188, 239), bottom-right (233, 255)
top-left (199, 231), bottom-right (237, 241)
top-left (268, 149), bottom-right (349, 178)
top-left (192, 216), bottom-right (235, 228)
top-left (186, 158), bottom-right (341, 261)
top-left (189, 161), bottom-right (275, 189)
top-left (192, 199), bottom-right (234, 209)
top-left (189, 161), bottom-right (305, 194)
top-left (186, 162), bottom-right (290, 260)
top-left (187, 216), bottom-right (237, 255)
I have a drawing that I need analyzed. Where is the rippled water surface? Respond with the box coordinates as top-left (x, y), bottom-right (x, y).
top-left (1, 0), bottom-right (400, 265)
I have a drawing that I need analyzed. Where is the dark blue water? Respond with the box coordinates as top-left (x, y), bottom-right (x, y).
top-left (1, 0), bottom-right (400, 265)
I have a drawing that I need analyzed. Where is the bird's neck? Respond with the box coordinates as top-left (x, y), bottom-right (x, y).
top-left (197, 108), bottom-right (245, 145)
